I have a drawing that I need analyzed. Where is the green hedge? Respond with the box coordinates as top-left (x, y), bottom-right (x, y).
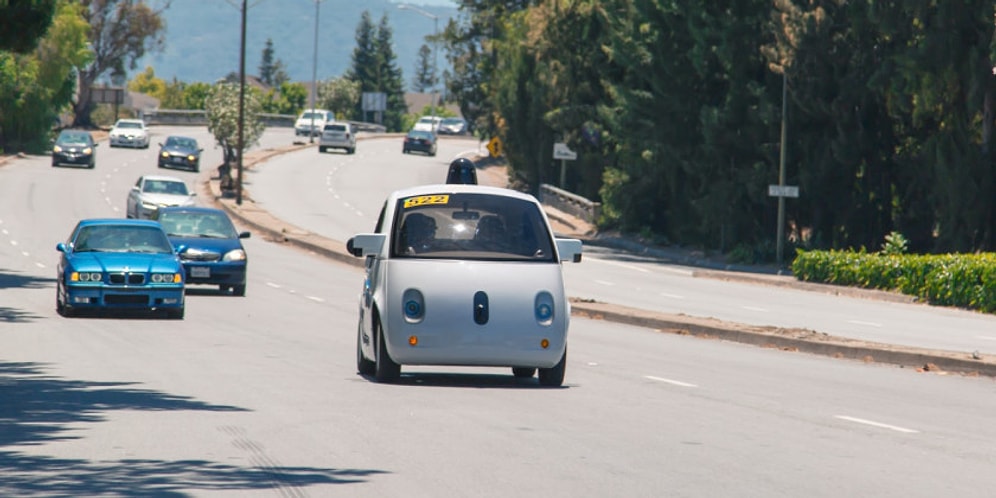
top-left (791, 250), bottom-right (996, 314)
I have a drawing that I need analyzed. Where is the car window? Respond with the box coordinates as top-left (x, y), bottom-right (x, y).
top-left (144, 180), bottom-right (188, 195)
top-left (325, 124), bottom-right (347, 132)
top-left (391, 193), bottom-right (555, 262)
top-left (74, 225), bottom-right (172, 254)
top-left (159, 211), bottom-right (236, 238)
top-left (116, 121), bottom-right (143, 129)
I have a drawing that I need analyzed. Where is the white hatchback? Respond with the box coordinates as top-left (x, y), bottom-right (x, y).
top-left (347, 185), bottom-right (583, 386)
top-left (318, 122), bottom-right (356, 154)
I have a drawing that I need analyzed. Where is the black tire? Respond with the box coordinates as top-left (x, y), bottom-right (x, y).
top-left (88, 161), bottom-right (95, 169)
top-left (357, 323), bottom-right (375, 375)
top-left (166, 307), bottom-right (185, 320)
top-left (232, 284), bottom-right (246, 297)
top-left (374, 319), bottom-right (400, 383)
top-left (538, 346), bottom-right (567, 387)
top-left (56, 284), bottom-right (74, 317)
top-left (348, 147), bottom-right (355, 154)
top-left (318, 146), bottom-right (326, 153)
top-left (512, 367), bottom-right (536, 378)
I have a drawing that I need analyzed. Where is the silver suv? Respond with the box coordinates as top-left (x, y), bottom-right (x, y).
top-left (318, 123), bottom-right (356, 154)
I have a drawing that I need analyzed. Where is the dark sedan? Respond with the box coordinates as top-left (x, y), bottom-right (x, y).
top-left (157, 135), bottom-right (202, 172)
top-left (402, 130), bottom-right (437, 156)
top-left (153, 206), bottom-right (250, 296)
top-left (52, 130), bottom-right (97, 168)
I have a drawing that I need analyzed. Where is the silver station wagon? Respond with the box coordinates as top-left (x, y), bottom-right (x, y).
top-left (347, 185), bottom-right (583, 386)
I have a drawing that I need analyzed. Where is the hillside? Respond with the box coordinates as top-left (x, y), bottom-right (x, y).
top-left (135, 0), bottom-right (459, 87)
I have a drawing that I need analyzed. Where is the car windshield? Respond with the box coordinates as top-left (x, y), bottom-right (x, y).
top-left (301, 112), bottom-right (326, 120)
top-left (166, 137), bottom-right (196, 148)
top-left (116, 121), bottom-right (143, 129)
top-left (325, 124), bottom-right (347, 132)
top-left (73, 225), bottom-right (172, 253)
top-left (57, 132), bottom-right (90, 144)
top-left (441, 118), bottom-right (463, 125)
top-left (391, 193), bottom-right (555, 262)
top-left (158, 211), bottom-right (237, 238)
top-left (408, 131), bottom-right (433, 140)
top-left (143, 180), bottom-right (189, 195)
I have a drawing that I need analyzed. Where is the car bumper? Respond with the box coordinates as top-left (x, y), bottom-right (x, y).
top-left (159, 155), bottom-right (199, 170)
top-left (180, 261), bottom-right (247, 286)
top-left (110, 137), bottom-right (147, 147)
top-left (62, 284), bottom-right (185, 310)
top-left (404, 143), bottom-right (435, 153)
top-left (295, 126), bottom-right (321, 136)
top-left (53, 153), bottom-right (93, 165)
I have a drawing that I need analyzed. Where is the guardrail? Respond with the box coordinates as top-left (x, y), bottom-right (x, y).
top-left (139, 109), bottom-right (386, 133)
top-left (538, 183), bottom-right (601, 224)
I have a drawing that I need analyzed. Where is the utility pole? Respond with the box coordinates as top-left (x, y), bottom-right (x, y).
top-left (237, 0), bottom-right (246, 205)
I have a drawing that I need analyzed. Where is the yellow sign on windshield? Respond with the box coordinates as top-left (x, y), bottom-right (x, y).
top-left (403, 195), bottom-right (449, 208)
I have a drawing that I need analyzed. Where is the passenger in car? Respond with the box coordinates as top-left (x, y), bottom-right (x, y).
top-left (399, 213), bottom-right (437, 254)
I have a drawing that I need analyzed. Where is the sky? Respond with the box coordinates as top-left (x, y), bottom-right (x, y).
top-left (392, 0), bottom-right (458, 6)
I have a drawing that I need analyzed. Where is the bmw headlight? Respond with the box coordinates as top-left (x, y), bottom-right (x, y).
top-left (223, 249), bottom-right (246, 262)
top-left (150, 273), bottom-right (182, 283)
top-left (71, 271), bottom-right (103, 282)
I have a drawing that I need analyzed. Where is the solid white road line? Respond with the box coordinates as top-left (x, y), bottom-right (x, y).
top-left (740, 305), bottom-right (768, 312)
top-left (660, 292), bottom-right (685, 299)
top-left (834, 415), bottom-right (919, 434)
top-left (847, 320), bottom-right (883, 327)
top-left (645, 375), bottom-right (698, 388)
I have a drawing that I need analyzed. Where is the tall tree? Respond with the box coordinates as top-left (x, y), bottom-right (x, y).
top-left (411, 44), bottom-right (434, 93)
top-left (258, 37), bottom-right (289, 87)
top-left (0, 0), bottom-right (57, 53)
top-left (0, 0), bottom-right (91, 152)
top-left (72, 0), bottom-right (169, 127)
top-left (346, 11), bottom-right (406, 130)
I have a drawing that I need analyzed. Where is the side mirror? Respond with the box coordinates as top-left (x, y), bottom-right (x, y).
top-left (56, 242), bottom-right (67, 253)
top-left (556, 238), bottom-right (583, 263)
top-left (347, 233), bottom-right (385, 258)
top-left (238, 231), bottom-right (251, 239)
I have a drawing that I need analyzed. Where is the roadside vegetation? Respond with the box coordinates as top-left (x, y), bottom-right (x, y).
top-left (3, 1), bottom-right (994, 269)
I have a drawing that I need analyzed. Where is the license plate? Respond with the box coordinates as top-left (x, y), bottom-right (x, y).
top-left (190, 267), bottom-right (210, 278)
top-left (172, 157), bottom-right (185, 164)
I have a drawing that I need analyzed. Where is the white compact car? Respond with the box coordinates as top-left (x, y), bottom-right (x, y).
top-left (109, 119), bottom-right (151, 148)
top-left (126, 175), bottom-right (196, 219)
top-left (347, 185), bottom-right (583, 386)
top-left (318, 122), bottom-right (356, 154)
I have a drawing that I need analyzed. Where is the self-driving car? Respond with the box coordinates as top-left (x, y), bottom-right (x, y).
top-left (56, 218), bottom-right (185, 318)
top-left (347, 184), bottom-right (583, 386)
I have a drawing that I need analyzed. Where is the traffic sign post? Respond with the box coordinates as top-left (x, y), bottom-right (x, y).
top-left (553, 142), bottom-right (577, 188)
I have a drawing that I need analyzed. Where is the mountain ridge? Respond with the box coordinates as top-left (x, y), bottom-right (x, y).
top-left (134, 0), bottom-right (459, 88)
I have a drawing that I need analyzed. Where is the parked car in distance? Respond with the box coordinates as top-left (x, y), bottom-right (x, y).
top-left (55, 218), bottom-right (185, 318)
top-left (294, 109), bottom-right (334, 137)
top-left (318, 122), bottom-right (356, 154)
top-left (346, 184), bottom-right (583, 385)
top-left (402, 129), bottom-right (437, 156)
top-left (446, 157), bottom-right (478, 184)
top-left (158, 135), bottom-right (202, 172)
top-left (438, 117), bottom-right (468, 135)
top-left (52, 130), bottom-right (97, 168)
top-left (412, 115), bottom-right (442, 132)
top-left (153, 206), bottom-right (250, 296)
top-left (126, 175), bottom-right (196, 219)
top-left (108, 119), bottom-right (150, 148)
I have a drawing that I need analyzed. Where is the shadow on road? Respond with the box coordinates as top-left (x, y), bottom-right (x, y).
top-left (0, 269), bottom-right (56, 323)
top-left (0, 361), bottom-right (387, 496)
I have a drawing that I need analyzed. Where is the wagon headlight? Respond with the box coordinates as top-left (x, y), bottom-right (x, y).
top-left (223, 249), bottom-right (246, 261)
top-left (53, 145), bottom-right (63, 153)
top-left (161, 151), bottom-right (170, 158)
top-left (187, 154), bottom-right (196, 161)
top-left (151, 273), bottom-right (182, 283)
top-left (535, 291), bottom-right (555, 326)
top-left (402, 288), bottom-right (425, 322)
top-left (71, 271), bottom-right (102, 282)
top-left (82, 147), bottom-right (92, 154)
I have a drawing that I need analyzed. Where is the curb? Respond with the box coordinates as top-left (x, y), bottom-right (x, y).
top-left (200, 142), bottom-right (996, 379)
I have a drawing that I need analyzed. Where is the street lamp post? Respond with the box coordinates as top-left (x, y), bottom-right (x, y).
top-left (309, 0), bottom-right (322, 144)
top-left (237, 0), bottom-right (247, 205)
top-left (398, 4), bottom-right (439, 122)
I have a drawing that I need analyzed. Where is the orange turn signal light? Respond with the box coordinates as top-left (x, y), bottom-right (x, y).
top-left (540, 339), bottom-right (550, 349)
top-left (409, 335), bottom-right (418, 346)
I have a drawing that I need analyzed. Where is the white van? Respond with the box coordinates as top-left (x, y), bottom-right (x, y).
top-left (294, 109), bottom-right (334, 137)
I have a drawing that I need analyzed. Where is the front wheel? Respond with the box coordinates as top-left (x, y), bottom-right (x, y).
top-left (512, 367), bottom-right (536, 378)
top-left (232, 284), bottom-right (246, 297)
top-left (374, 320), bottom-right (400, 383)
top-left (357, 323), bottom-right (375, 375)
top-left (538, 346), bottom-right (567, 387)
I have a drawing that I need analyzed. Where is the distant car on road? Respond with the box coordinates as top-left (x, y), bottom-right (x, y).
top-left (402, 129), bottom-right (437, 156)
top-left (157, 135), bottom-right (202, 172)
top-left (294, 109), bottom-right (334, 137)
top-left (108, 119), bottom-right (150, 148)
top-left (55, 218), bottom-right (185, 318)
top-left (126, 175), bottom-right (196, 219)
top-left (346, 184), bottom-right (583, 385)
top-left (51, 130), bottom-right (97, 168)
top-left (318, 122), bottom-right (356, 154)
top-left (412, 115), bottom-right (442, 132)
top-left (438, 117), bottom-right (468, 135)
top-left (153, 206), bottom-right (250, 296)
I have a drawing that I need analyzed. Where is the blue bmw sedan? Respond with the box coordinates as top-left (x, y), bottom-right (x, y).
top-left (56, 219), bottom-right (185, 318)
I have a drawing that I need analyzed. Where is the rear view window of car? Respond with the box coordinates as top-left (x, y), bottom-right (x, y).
top-left (324, 124), bottom-right (347, 132)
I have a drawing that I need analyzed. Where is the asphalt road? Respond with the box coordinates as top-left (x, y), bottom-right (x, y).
top-left (2, 126), bottom-right (996, 497)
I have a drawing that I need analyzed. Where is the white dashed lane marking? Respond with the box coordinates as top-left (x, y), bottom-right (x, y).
top-left (645, 376), bottom-right (698, 388)
top-left (740, 305), bottom-right (768, 312)
top-left (848, 320), bottom-right (883, 327)
top-left (835, 415), bottom-right (919, 434)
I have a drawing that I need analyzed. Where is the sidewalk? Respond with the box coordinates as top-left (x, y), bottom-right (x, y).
top-left (200, 145), bottom-right (996, 379)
